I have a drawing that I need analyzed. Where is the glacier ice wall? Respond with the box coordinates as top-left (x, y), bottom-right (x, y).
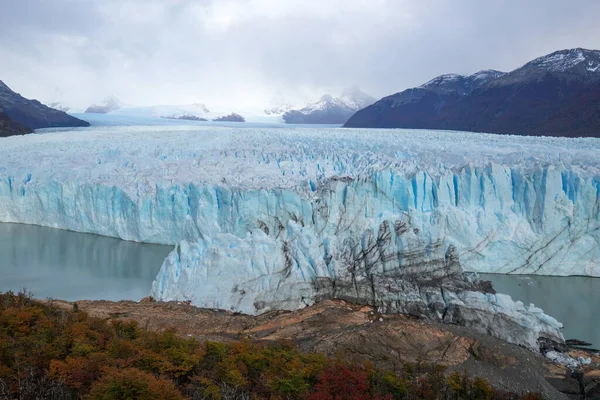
top-left (1, 126), bottom-right (598, 277)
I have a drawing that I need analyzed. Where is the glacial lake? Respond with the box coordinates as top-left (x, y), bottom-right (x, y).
top-left (480, 273), bottom-right (600, 347)
top-left (0, 223), bottom-right (171, 301)
top-left (1, 222), bottom-right (597, 347)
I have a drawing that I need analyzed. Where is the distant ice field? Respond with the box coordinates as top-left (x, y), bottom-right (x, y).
top-left (7, 120), bottom-right (600, 193)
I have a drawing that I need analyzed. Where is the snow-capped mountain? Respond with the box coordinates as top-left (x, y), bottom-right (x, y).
top-left (517, 48), bottom-right (600, 75)
top-left (264, 92), bottom-right (294, 117)
top-left (85, 96), bottom-right (122, 114)
top-left (283, 88), bottom-right (375, 124)
top-left (339, 85), bottom-right (377, 109)
top-left (264, 103), bottom-right (293, 116)
top-left (345, 48), bottom-right (600, 137)
top-left (420, 70), bottom-right (506, 94)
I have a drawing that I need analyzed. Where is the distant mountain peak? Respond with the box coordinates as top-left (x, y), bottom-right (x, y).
top-left (85, 96), bottom-right (122, 114)
top-left (213, 112), bottom-right (245, 122)
top-left (282, 87), bottom-right (374, 124)
top-left (339, 86), bottom-right (376, 109)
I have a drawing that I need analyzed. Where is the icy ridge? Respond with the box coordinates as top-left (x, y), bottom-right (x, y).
top-left (524, 48), bottom-right (600, 73)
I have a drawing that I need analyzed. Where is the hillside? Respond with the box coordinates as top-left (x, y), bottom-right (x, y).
top-left (0, 109), bottom-right (31, 137)
top-left (1, 291), bottom-right (584, 399)
top-left (0, 80), bottom-right (89, 131)
top-left (345, 48), bottom-right (600, 137)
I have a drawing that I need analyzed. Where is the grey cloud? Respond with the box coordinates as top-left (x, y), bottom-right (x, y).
top-left (0, 0), bottom-right (599, 109)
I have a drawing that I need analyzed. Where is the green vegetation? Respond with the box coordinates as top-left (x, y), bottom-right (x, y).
top-left (0, 291), bottom-right (542, 399)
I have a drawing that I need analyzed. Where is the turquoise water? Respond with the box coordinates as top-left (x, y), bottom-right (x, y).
top-left (480, 273), bottom-right (600, 347)
top-left (0, 223), bottom-right (171, 301)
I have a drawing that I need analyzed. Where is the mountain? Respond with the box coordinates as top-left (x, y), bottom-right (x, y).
top-left (213, 112), bottom-right (245, 122)
top-left (0, 109), bottom-right (31, 137)
top-left (283, 87), bottom-right (375, 124)
top-left (0, 80), bottom-right (89, 130)
top-left (161, 114), bottom-right (208, 122)
top-left (345, 48), bottom-right (600, 137)
top-left (85, 96), bottom-right (122, 114)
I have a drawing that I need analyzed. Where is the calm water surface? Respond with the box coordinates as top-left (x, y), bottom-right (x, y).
top-left (0, 223), bottom-right (171, 301)
top-left (480, 273), bottom-right (600, 347)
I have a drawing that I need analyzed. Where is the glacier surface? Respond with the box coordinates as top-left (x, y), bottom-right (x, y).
top-left (3, 124), bottom-right (596, 349)
top-left (1, 125), bottom-right (598, 276)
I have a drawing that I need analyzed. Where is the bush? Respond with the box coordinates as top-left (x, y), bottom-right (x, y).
top-left (87, 368), bottom-right (183, 400)
top-left (0, 291), bottom-right (542, 400)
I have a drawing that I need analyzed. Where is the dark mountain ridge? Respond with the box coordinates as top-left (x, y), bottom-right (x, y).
top-left (344, 48), bottom-right (600, 137)
top-left (0, 80), bottom-right (89, 131)
top-left (0, 109), bottom-right (31, 138)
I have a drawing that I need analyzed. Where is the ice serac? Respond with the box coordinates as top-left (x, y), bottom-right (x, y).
top-left (0, 127), bottom-right (599, 348)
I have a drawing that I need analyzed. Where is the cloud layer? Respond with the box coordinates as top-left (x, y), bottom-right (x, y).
top-left (2, 0), bottom-right (599, 109)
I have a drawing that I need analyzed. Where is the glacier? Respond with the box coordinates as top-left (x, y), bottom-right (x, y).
top-left (1, 124), bottom-right (599, 350)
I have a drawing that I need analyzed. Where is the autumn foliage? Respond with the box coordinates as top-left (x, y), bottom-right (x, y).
top-left (0, 291), bottom-right (541, 399)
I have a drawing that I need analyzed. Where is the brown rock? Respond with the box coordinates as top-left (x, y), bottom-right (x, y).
top-left (140, 296), bottom-right (155, 303)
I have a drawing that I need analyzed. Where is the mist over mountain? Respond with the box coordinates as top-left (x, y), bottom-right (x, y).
top-left (282, 87), bottom-right (375, 124)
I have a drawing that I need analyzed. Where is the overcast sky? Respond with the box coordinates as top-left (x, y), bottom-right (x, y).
top-left (1, 0), bottom-right (600, 109)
